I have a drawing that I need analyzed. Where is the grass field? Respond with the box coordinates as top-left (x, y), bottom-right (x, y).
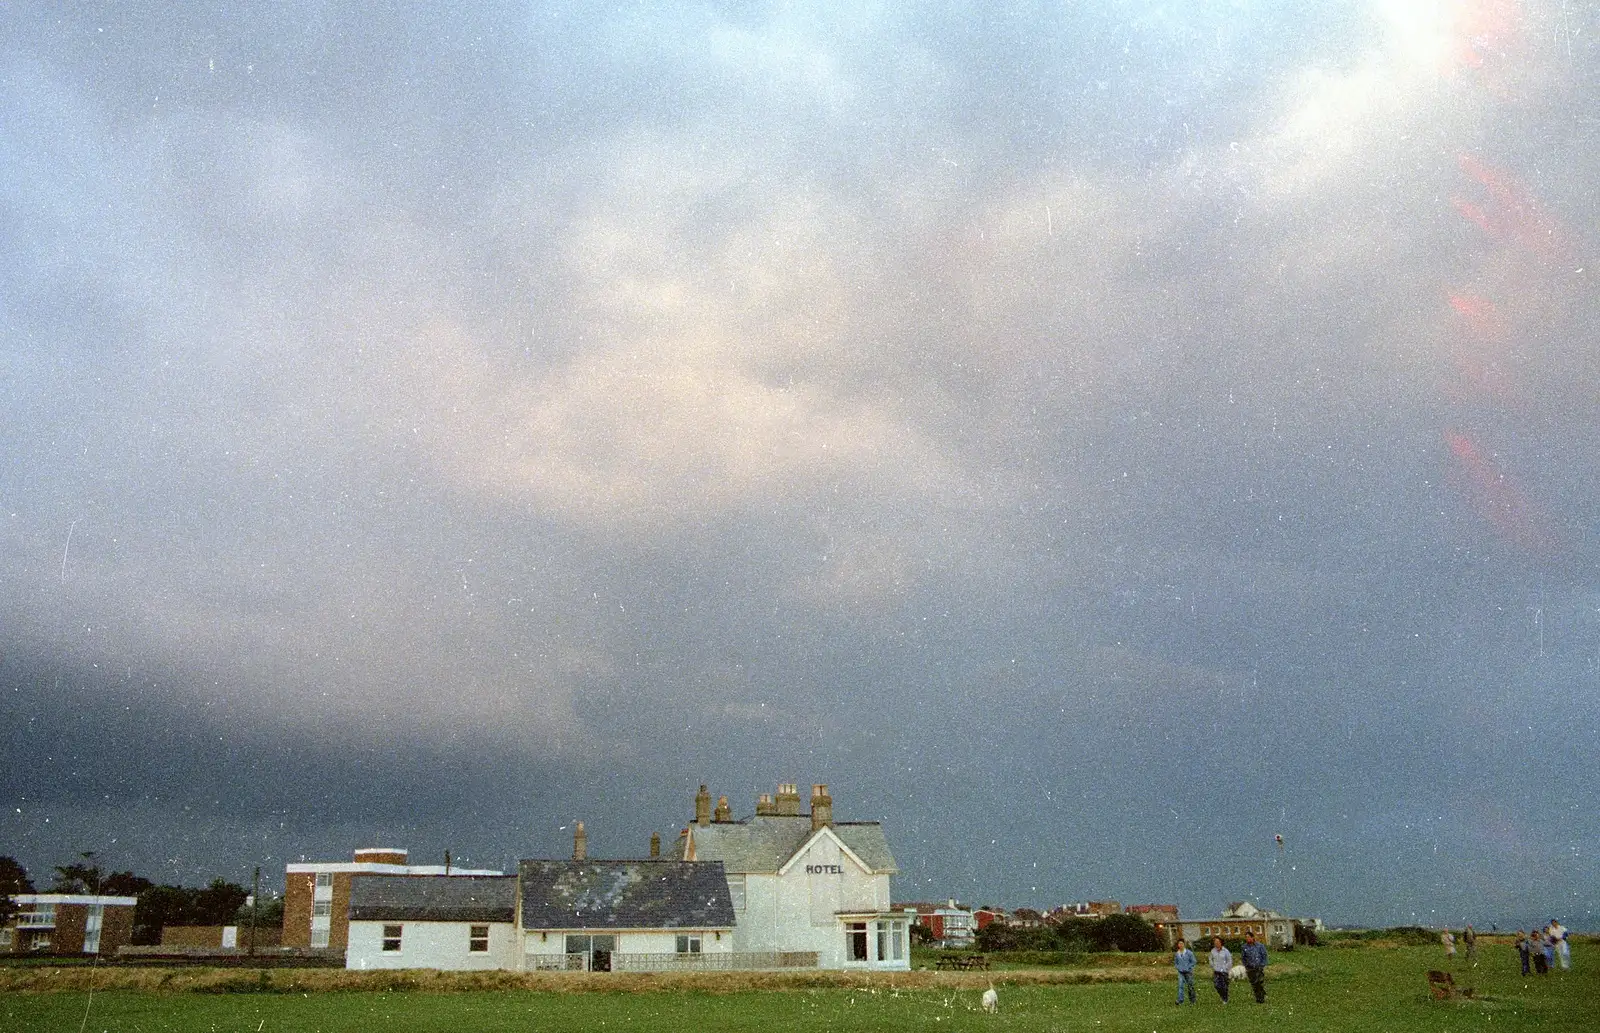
top-left (2, 944), bottom-right (1591, 1032)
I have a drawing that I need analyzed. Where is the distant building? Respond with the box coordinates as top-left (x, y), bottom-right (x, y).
top-left (1171, 900), bottom-right (1295, 949)
top-left (973, 907), bottom-right (1006, 932)
top-left (1057, 900), bottom-right (1122, 919)
top-left (1008, 907), bottom-right (1046, 929)
top-left (1, 895), bottom-right (137, 955)
top-left (282, 848), bottom-right (502, 950)
top-left (1126, 904), bottom-right (1179, 923)
top-left (895, 900), bottom-right (975, 948)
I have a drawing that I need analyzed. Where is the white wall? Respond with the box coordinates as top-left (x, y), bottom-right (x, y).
top-left (346, 920), bottom-right (518, 970)
top-left (521, 928), bottom-right (732, 971)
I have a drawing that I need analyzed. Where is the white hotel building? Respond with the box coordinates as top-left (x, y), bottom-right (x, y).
top-left (674, 782), bottom-right (911, 971)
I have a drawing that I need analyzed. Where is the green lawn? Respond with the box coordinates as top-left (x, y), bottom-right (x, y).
top-left (3, 946), bottom-right (1591, 1033)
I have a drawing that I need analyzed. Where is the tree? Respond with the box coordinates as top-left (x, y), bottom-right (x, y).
top-left (101, 871), bottom-right (153, 897)
top-left (193, 879), bottom-right (249, 925)
top-left (130, 879), bottom-right (253, 945)
top-left (51, 859), bottom-right (103, 894)
top-left (132, 885), bottom-right (191, 946)
top-left (1093, 914), bottom-right (1164, 952)
top-left (910, 921), bottom-right (935, 946)
top-left (0, 856), bottom-right (34, 927)
top-left (237, 893), bottom-right (284, 929)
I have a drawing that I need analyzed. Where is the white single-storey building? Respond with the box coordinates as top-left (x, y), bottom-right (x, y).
top-left (346, 874), bottom-right (519, 970)
top-left (518, 859), bottom-right (736, 971)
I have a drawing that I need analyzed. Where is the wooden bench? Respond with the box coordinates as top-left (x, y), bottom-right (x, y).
top-left (1427, 970), bottom-right (1474, 1000)
top-left (936, 954), bottom-right (990, 971)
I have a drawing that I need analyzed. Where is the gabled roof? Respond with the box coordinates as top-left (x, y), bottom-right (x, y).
top-left (518, 860), bottom-right (734, 931)
top-left (348, 874), bottom-right (517, 923)
top-left (677, 816), bottom-right (898, 874)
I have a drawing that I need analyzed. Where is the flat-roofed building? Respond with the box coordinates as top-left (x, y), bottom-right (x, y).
top-left (282, 848), bottom-right (502, 950)
top-left (2, 895), bottom-right (137, 956)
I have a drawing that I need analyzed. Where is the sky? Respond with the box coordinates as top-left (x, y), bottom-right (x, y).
top-left (2, 1), bottom-right (1597, 930)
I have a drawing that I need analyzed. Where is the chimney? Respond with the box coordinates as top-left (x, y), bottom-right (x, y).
top-left (573, 821), bottom-right (587, 861)
top-left (695, 784), bottom-right (712, 826)
top-left (755, 793), bottom-right (774, 816)
top-left (444, 849), bottom-right (451, 875)
top-left (810, 783), bottom-right (833, 830)
top-left (649, 832), bottom-right (661, 858)
top-left (776, 782), bottom-right (802, 817)
top-left (713, 795), bottom-right (732, 822)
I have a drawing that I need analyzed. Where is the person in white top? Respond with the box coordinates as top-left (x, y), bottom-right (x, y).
top-left (1549, 920), bottom-right (1570, 970)
top-left (1208, 936), bottom-right (1233, 1003)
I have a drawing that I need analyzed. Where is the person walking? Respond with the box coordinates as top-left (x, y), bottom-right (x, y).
top-left (1241, 930), bottom-right (1269, 1003)
top-left (1208, 936), bottom-right (1233, 1004)
top-left (1550, 919), bottom-right (1570, 970)
top-left (1516, 930), bottom-right (1530, 976)
top-left (1532, 930), bottom-right (1549, 974)
top-left (1441, 929), bottom-right (1456, 961)
top-left (1464, 925), bottom-right (1477, 967)
top-left (1542, 924), bottom-right (1558, 973)
top-left (1173, 938), bottom-right (1197, 1005)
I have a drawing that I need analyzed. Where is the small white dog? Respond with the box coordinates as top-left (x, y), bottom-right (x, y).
top-left (1229, 964), bottom-right (1247, 981)
top-left (981, 985), bottom-right (999, 1014)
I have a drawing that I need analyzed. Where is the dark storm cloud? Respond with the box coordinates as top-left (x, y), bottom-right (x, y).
top-left (2, 1), bottom-right (1598, 926)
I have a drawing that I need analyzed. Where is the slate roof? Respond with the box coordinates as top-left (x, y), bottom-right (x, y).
top-left (676, 816), bottom-right (898, 874)
top-left (518, 860), bottom-right (735, 931)
top-left (347, 874), bottom-right (517, 923)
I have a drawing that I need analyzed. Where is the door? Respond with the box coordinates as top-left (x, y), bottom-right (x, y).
top-left (591, 935), bottom-right (615, 972)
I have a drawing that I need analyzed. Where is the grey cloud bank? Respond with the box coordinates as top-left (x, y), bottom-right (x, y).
top-left (2, 1), bottom-right (1596, 928)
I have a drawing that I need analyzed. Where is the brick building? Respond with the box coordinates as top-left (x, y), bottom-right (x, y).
top-left (1, 894), bottom-right (137, 955)
top-left (894, 900), bottom-right (974, 947)
top-left (282, 848), bottom-right (502, 950)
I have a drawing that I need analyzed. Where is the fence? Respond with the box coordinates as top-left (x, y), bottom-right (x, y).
top-left (610, 951), bottom-right (819, 972)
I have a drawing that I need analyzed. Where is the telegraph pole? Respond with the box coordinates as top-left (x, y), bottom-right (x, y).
top-left (250, 866), bottom-right (261, 960)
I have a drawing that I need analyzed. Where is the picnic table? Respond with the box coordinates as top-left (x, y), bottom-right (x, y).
top-left (936, 953), bottom-right (990, 971)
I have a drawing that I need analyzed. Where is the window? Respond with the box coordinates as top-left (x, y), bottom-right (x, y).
top-left (18, 907), bottom-right (55, 928)
top-left (0, 928), bottom-right (12, 947)
top-left (310, 927), bottom-right (330, 948)
top-left (315, 873), bottom-right (333, 888)
top-left (727, 874), bottom-right (746, 910)
top-left (312, 901), bottom-right (331, 917)
top-left (876, 923), bottom-right (889, 962)
top-left (675, 934), bottom-right (702, 954)
top-left (382, 925), bottom-right (403, 952)
top-left (469, 925), bottom-right (490, 952)
top-left (891, 921), bottom-right (906, 961)
top-left (846, 922), bottom-right (868, 961)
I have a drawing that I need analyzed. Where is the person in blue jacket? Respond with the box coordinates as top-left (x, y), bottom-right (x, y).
top-left (1241, 930), bottom-right (1269, 1003)
top-left (1173, 938), bottom-right (1197, 1004)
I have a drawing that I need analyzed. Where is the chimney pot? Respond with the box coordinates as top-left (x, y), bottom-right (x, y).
top-left (713, 795), bottom-right (731, 822)
top-left (810, 783), bottom-right (833, 830)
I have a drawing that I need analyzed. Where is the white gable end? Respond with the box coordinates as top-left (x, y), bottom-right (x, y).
top-left (777, 827), bottom-right (874, 878)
